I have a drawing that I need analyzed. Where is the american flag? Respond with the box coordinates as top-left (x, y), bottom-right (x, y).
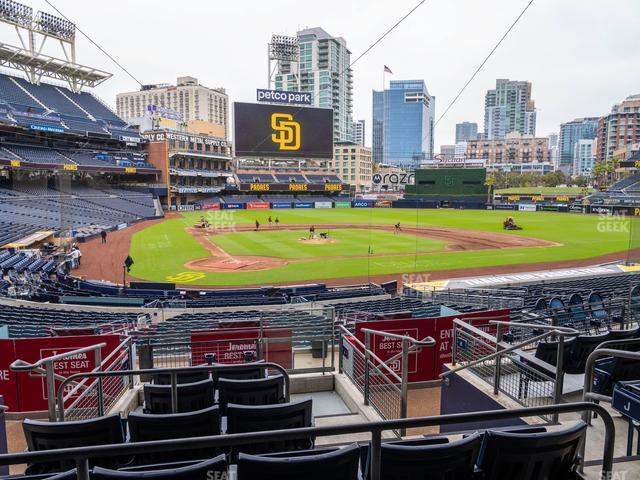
top-left (383, 65), bottom-right (393, 74)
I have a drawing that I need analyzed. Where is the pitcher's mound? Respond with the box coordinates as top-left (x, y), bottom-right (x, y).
top-left (298, 238), bottom-right (339, 245)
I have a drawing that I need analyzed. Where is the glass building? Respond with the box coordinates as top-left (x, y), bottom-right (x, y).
top-left (558, 117), bottom-right (598, 169)
top-left (372, 80), bottom-right (435, 166)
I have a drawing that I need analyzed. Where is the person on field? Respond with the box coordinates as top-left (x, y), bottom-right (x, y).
top-left (255, 220), bottom-right (260, 231)
top-left (268, 216), bottom-right (273, 226)
top-left (100, 229), bottom-right (107, 244)
top-left (275, 217), bottom-right (279, 227)
top-left (309, 225), bottom-right (316, 239)
top-left (394, 222), bottom-right (401, 234)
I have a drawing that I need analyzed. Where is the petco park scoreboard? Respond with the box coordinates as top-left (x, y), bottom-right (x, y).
top-left (234, 102), bottom-right (333, 159)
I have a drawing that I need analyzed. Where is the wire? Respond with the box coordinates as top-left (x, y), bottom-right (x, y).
top-left (44, 0), bottom-right (143, 87)
top-left (434, 0), bottom-right (535, 127)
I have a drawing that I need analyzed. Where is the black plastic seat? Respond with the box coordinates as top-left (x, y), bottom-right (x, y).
top-left (376, 433), bottom-right (481, 480)
top-left (91, 455), bottom-right (226, 480)
top-left (477, 421), bottom-right (587, 480)
top-left (22, 414), bottom-right (125, 474)
top-left (152, 370), bottom-right (210, 385)
top-left (593, 356), bottom-right (640, 395)
top-left (217, 375), bottom-right (285, 414)
top-left (518, 338), bottom-right (575, 399)
top-left (226, 398), bottom-right (314, 455)
top-left (565, 333), bottom-right (609, 374)
top-left (211, 364), bottom-right (266, 389)
top-left (237, 443), bottom-right (361, 480)
top-left (143, 378), bottom-right (214, 414)
top-left (127, 405), bottom-right (220, 464)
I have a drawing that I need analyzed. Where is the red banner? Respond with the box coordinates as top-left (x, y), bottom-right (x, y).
top-left (12, 335), bottom-right (122, 412)
top-left (201, 203), bottom-right (220, 210)
top-left (355, 309), bottom-right (510, 382)
top-left (0, 340), bottom-right (18, 411)
top-left (246, 202), bottom-right (270, 210)
top-left (191, 328), bottom-right (292, 369)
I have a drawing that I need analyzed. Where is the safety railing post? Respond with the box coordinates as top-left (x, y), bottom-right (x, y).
top-left (45, 362), bottom-right (57, 422)
top-left (94, 348), bottom-right (104, 417)
top-left (553, 336), bottom-right (565, 423)
top-left (400, 338), bottom-right (409, 437)
top-left (364, 331), bottom-right (371, 406)
top-left (75, 458), bottom-right (90, 480)
top-left (493, 325), bottom-right (503, 395)
top-left (370, 428), bottom-right (382, 480)
top-left (170, 372), bottom-right (178, 414)
top-left (452, 323), bottom-right (458, 366)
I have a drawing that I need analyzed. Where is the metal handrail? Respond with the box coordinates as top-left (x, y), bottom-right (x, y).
top-left (490, 321), bottom-right (580, 335)
top-left (56, 362), bottom-right (290, 421)
top-left (0, 402), bottom-right (615, 480)
top-left (338, 325), bottom-right (401, 382)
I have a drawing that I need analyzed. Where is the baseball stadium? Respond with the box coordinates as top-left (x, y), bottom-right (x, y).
top-left (0, 2), bottom-right (638, 480)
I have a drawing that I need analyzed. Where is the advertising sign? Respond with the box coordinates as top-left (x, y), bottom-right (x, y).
top-left (201, 203), bottom-right (221, 210)
top-left (256, 89), bottom-right (312, 105)
top-left (240, 183), bottom-right (343, 192)
top-left (314, 201), bottom-right (333, 209)
top-left (493, 204), bottom-right (516, 211)
top-left (246, 202), bottom-right (270, 210)
top-left (190, 328), bottom-right (292, 368)
top-left (0, 340), bottom-right (17, 411)
top-left (223, 203), bottom-right (244, 210)
top-left (334, 201), bottom-right (352, 208)
top-left (538, 205), bottom-right (559, 212)
top-left (518, 204), bottom-right (537, 212)
top-left (353, 200), bottom-right (373, 208)
top-left (294, 202), bottom-right (314, 209)
top-left (30, 124), bottom-right (65, 134)
top-left (271, 202), bottom-right (292, 209)
top-left (234, 102), bottom-right (333, 159)
top-left (375, 200), bottom-right (392, 208)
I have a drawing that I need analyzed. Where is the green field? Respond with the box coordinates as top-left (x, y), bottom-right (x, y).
top-left (210, 228), bottom-right (445, 259)
top-left (128, 209), bottom-right (629, 286)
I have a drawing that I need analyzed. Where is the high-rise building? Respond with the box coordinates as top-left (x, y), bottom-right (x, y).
top-left (483, 79), bottom-right (536, 139)
top-left (548, 132), bottom-right (559, 169)
top-left (273, 27), bottom-right (353, 143)
top-left (353, 119), bottom-right (365, 146)
top-left (116, 76), bottom-right (229, 138)
top-left (455, 122), bottom-right (478, 142)
top-left (596, 94), bottom-right (640, 161)
top-left (573, 139), bottom-right (596, 177)
top-left (466, 132), bottom-right (551, 173)
top-left (330, 142), bottom-right (372, 192)
top-left (372, 80), bottom-right (435, 166)
top-left (558, 118), bottom-right (598, 169)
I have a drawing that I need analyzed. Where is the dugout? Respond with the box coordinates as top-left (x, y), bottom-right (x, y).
top-left (404, 167), bottom-right (488, 208)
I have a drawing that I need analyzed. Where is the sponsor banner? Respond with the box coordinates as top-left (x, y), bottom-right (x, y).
top-left (353, 200), bottom-right (373, 208)
top-left (324, 184), bottom-right (342, 191)
top-left (256, 89), bottom-right (312, 105)
top-left (140, 131), bottom-right (229, 148)
top-left (590, 206), bottom-right (613, 215)
top-left (240, 183), bottom-right (344, 192)
top-left (518, 204), bottom-right (537, 212)
top-left (486, 204), bottom-right (494, 210)
top-left (288, 183), bottom-right (308, 192)
top-left (62, 164), bottom-right (78, 171)
top-left (9, 160), bottom-right (20, 167)
top-left (375, 200), bottom-right (392, 208)
top-left (177, 204), bottom-right (196, 211)
top-left (271, 202), bottom-right (292, 209)
top-left (372, 172), bottom-right (414, 185)
top-left (30, 124), bottom-right (65, 134)
top-left (223, 203), bottom-right (244, 210)
top-left (116, 223), bottom-right (128, 230)
top-left (334, 201), bottom-right (352, 208)
top-left (246, 202), bottom-right (270, 210)
top-left (568, 204), bottom-right (585, 213)
top-left (248, 183), bottom-right (271, 191)
top-left (119, 135), bottom-right (141, 144)
top-left (191, 329), bottom-right (292, 369)
top-left (294, 202), bottom-right (314, 209)
top-left (314, 201), bottom-right (332, 209)
top-left (234, 102), bottom-right (333, 159)
top-left (493, 204), bottom-right (516, 211)
top-left (124, 167), bottom-right (137, 173)
top-left (538, 205), bottom-right (559, 212)
top-left (201, 203), bottom-right (221, 210)
top-left (0, 340), bottom-right (17, 411)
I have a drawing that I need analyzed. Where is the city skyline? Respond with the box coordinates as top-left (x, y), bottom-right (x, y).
top-left (11, 0), bottom-right (639, 152)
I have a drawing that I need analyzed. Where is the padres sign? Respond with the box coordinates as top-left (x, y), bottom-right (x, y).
top-left (233, 102), bottom-right (333, 159)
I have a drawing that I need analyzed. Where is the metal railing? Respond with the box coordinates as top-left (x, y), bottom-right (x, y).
top-left (408, 286), bottom-right (526, 309)
top-left (10, 342), bottom-right (108, 421)
top-left (56, 362), bottom-right (290, 421)
top-left (443, 319), bottom-right (579, 421)
top-left (0, 402), bottom-right (615, 480)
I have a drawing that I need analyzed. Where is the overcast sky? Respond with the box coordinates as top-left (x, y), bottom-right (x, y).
top-left (9, 0), bottom-right (640, 150)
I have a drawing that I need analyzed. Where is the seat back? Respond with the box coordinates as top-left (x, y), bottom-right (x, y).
top-left (237, 443), bottom-right (361, 480)
top-left (152, 370), bottom-right (210, 385)
top-left (379, 433), bottom-right (481, 480)
top-left (127, 406), bottom-right (220, 464)
top-left (212, 365), bottom-right (266, 389)
top-left (533, 298), bottom-right (547, 311)
top-left (478, 421), bottom-right (587, 480)
top-left (91, 455), bottom-right (227, 480)
top-left (23, 414), bottom-right (124, 474)
top-left (534, 338), bottom-right (575, 369)
top-left (143, 379), bottom-right (214, 414)
top-left (218, 375), bottom-right (285, 413)
top-left (226, 399), bottom-right (313, 455)
top-left (588, 293), bottom-right (610, 321)
top-left (566, 333), bottom-right (609, 374)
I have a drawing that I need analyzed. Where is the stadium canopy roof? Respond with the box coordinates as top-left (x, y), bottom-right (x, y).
top-left (0, 42), bottom-right (112, 90)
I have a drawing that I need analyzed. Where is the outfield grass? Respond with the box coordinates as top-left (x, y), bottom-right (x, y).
top-left (210, 228), bottom-right (445, 259)
top-left (495, 187), bottom-right (594, 194)
top-left (128, 209), bottom-right (629, 286)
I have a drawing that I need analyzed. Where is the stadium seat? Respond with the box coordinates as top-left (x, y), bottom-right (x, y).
top-left (91, 455), bottom-right (227, 480)
top-left (151, 370), bottom-right (210, 385)
top-left (143, 379), bottom-right (214, 414)
top-left (217, 375), bottom-right (286, 413)
top-left (593, 355), bottom-right (640, 395)
top-left (565, 332), bottom-right (609, 374)
top-left (476, 421), bottom-right (587, 479)
top-left (211, 364), bottom-right (266, 388)
top-left (226, 398), bottom-right (314, 455)
top-left (518, 338), bottom-right (575, 398)
top-left (127, 405), bottom-right (220, 464)
top-left (236, 443), bottom-right (361, 480)
top-left (375, 433), bottom-right (481, 480)
top-left (22, 414), bottom-right (125, 474)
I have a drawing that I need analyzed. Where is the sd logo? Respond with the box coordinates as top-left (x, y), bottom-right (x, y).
top-left (165, 272), bottom-right (205, 283)
top-left (271, 113), bottom-right (300, 151)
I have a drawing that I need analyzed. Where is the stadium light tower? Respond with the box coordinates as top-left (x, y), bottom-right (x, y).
top-left (0, 0), bottom-right (111, 92)
top-left (267, 34), bottom-right (299, 91)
